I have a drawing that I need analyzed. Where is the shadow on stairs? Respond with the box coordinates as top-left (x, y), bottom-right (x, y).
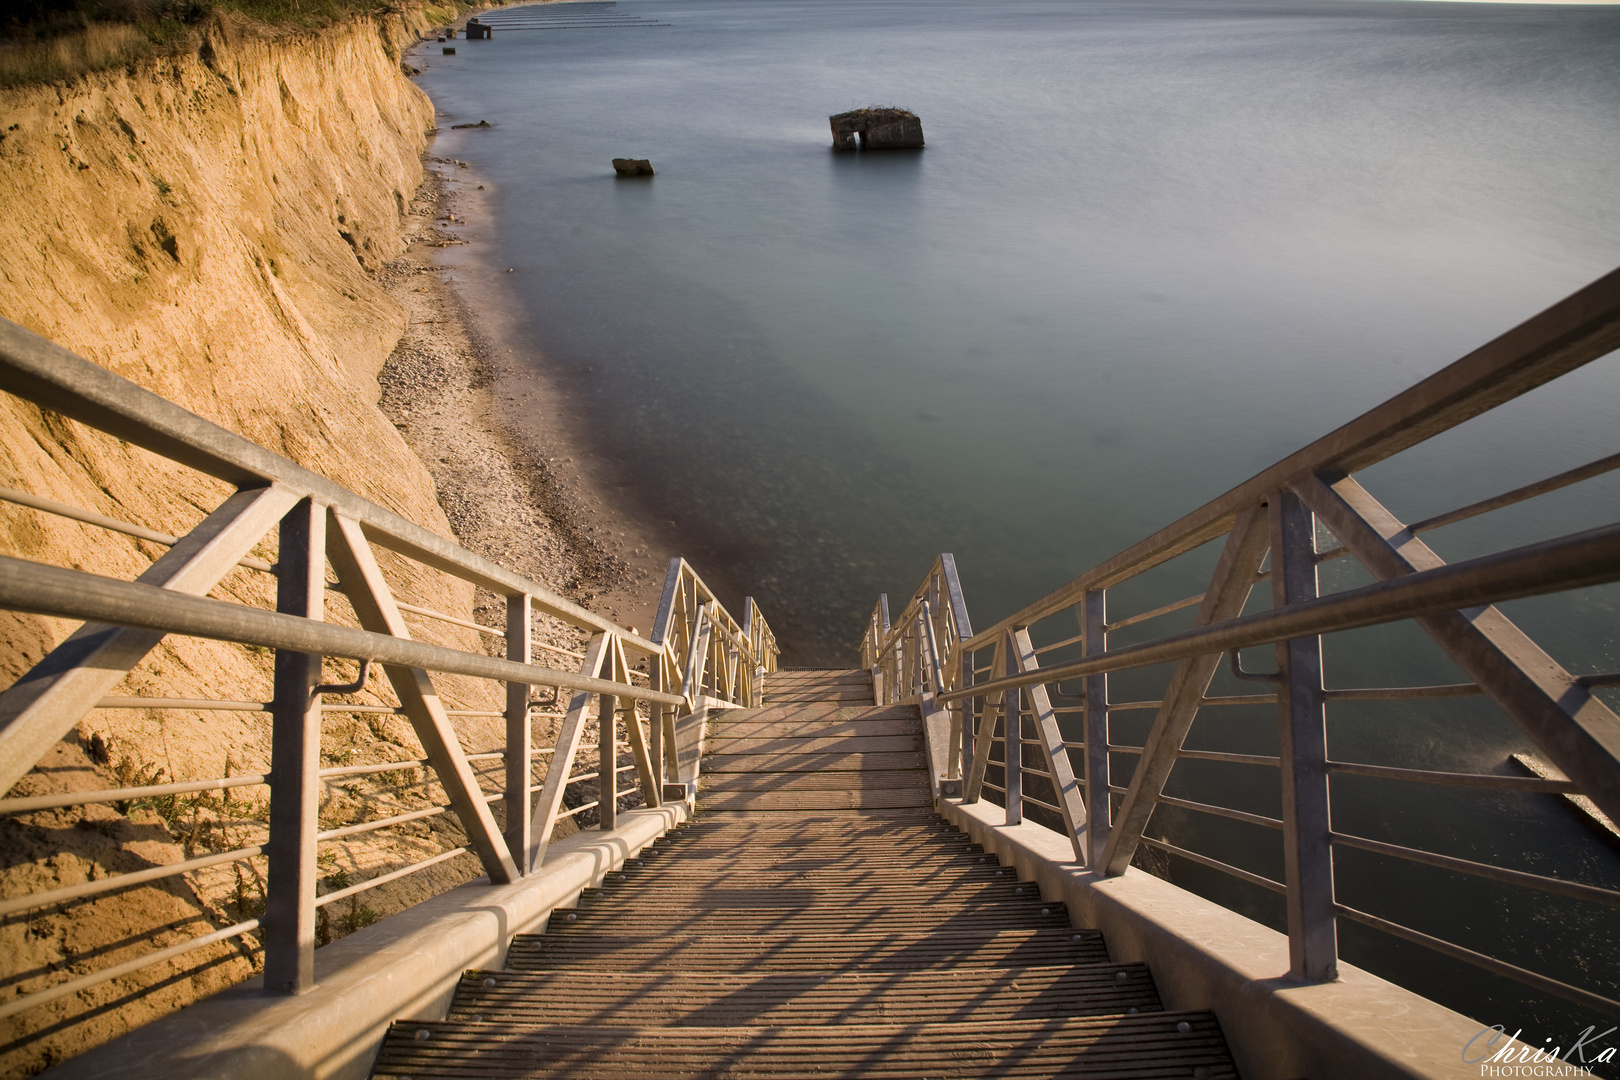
top-left (371, 669), bottom-right (1239, 1079)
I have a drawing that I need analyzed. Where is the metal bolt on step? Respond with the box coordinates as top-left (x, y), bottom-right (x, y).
top-left (566, 912), bottom-right (577, 921)
top-left (414, 1028), bottom-right (431, 1041)
top-left (1116, 971), bottom-right (1129, 982)
top-left (1177, 1021), bottom-right (1193, 1034)
top-left (482, 977), bottom-right (496, 988)
top-left (1041, 908), bottom-right (1050, 915)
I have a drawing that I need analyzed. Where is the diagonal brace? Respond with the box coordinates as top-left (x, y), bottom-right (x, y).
top-left (1099, 506), bottom-right (1270, 876)
top-left (1295, 471), bottom-right (1620, 829)
top-left (613, 638), bottom-right (660, 810)
top-left (326, 513), bottom-right (519, 885)
top-left (0, 483), bottom-right (301, 797)
top-left (963, 635), bottom-right (1008, 804)
top-left (529, 634), bottom-right (610, 869)
top-left (1011, 628), bottom-right (1088, 862)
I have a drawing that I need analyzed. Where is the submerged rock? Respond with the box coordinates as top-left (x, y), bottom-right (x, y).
top-left (612, 158), bottom-right (655, 176)
top-left (830, 107), bottom-right (924, 150)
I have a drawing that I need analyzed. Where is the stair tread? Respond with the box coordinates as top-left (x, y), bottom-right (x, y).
top-left (375, 1013), bottom-right (1236, 1079)
top-left (706, 738), bottom-right (923, 754)
top-left (505, 931), bottom-right (1110, 972)
top-left (716, 704), bottom-right (918, 724)
top-left (698, 792), bottom-right (931, 810)
top-left (450, 964), bottom-right (1160, 1025)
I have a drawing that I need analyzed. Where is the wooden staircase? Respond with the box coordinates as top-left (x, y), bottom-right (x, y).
top-left (371, 670), bottom-right (1239, 1079)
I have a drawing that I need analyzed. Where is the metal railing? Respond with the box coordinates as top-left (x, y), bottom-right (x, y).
top-left (0, 316), bottom-right (777, 1016)
top-left (861, 265), bottom-right (1620, 1020)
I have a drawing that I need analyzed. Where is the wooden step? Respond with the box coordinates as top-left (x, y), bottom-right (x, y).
top-left (764, 688), bottom-right (875, 703)
top-left (605, 847), bottom-right (1001, 867)
top-left (699, 770), bottom-right (928, 793)
top-left (570, 891), bottom-right (1064, 917)
top-left (698, 789), bottom-right (930, 811)
top-left (767, 668), bottom-right (868, 681)
top-left (577, 886), bottom-right (1049, 913)
top-left (705, 735), bottom-right (921, 754)
top-left (638, 829), bottom-right (978, 841)
top-left (546, 902), bottom-right (1072, 933)
top-left (505, 926), bottom-right (1111, 972)
top-left (702, 756), bottom-right (923, 776)
top-left (714, 703), bottom-right (917, 724)
top-left (374, 1012), bottom-right (1237, 1079)
top-left (447, 964), bottom-right (1160, 1026)
top-left (658, 811), bottom-right (948, 834)
top-left (707, 718), bottom-right (922, 738)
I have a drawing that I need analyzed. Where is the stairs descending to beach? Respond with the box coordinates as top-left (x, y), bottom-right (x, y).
top-left (371, 670), bottom-right (1239, 1079)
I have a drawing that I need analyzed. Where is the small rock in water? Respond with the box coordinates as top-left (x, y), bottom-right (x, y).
top-left (451, 120), bottom-right (493, 130)
top-left (442, 46), bottom-right (456, 55)
top-left (612, 158), bottom-right (655, 177)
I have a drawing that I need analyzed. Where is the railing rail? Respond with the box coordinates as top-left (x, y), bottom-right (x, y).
top-left (0, 315), bottom-right (776, 1016)
top-left (860, 265), bottom-right (1620, 1021)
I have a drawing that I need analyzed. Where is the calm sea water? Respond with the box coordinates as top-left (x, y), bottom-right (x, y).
top-left (415, 0), bottom-right (1620, 1056)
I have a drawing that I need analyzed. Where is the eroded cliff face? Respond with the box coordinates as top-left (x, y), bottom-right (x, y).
top-left (0, 10), bottom-right (510, 1074)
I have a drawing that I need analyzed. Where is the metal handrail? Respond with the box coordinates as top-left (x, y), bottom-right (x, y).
top-left (0, 318), bottom-right (664, 655)
top-left (933, 523), bottom-right (1620, 704)
top-left (0, 556), bottom-right (685, 706)
top-left (862, 265), bottom-right (1620, 1020)
top-left (0, 316), bottom-right (776, 1013)
top-left (952, 264), bottom-right (1620, 653)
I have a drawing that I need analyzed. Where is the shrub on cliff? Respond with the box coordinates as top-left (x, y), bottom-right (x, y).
top-left (0, 0), bottom-right (478, 87)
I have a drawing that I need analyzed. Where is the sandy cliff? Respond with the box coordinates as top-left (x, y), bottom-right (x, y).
top-left (0, 7), bottom-right (539, 1073)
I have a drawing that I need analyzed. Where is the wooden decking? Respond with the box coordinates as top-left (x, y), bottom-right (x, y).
top-left (371, 670), bottom-right (1239, 1079)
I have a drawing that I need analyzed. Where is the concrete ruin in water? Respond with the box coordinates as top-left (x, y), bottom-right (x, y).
top-left (830, 108), bottom-right (924, 150)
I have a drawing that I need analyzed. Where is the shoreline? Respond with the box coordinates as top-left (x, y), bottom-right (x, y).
top-left (377, 107), bottom-right (685, 642)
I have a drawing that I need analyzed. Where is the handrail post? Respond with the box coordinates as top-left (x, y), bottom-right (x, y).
top-left (504, 592), bottom-right (532, 871)
top-left (955, 646), bottom-right (972, 782)
top-left (599, 650), bottom-right (618, 831)
top-left (1003, 630), bottom-right (1022, 826)
top-left (1081, 588), bottom-right (1109, 866)
top-left (265, 498), bottom-right (324, 994)
top-left (879, 594), bottom-right (893, 705)
top-left (910, 616), bottom-right (920, 696)
top-left (1272, 491), bottom-right (1337, 981)
top-left (920, 613), bottom-right (930, 696)
top-left (650, 659), bottom-right (667, 791)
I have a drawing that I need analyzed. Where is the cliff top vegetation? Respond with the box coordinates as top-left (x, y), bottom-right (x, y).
top-left (0, 0), bottom-right (473, 87)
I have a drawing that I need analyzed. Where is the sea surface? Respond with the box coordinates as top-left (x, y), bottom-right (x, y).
top-left (415, 0), bottom-right (1620, 1056)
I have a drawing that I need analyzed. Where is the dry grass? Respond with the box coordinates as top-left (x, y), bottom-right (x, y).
top-left (0, 21), bottom-right (150, 87)
top-left (0, 0), bottom-right (484, 88)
